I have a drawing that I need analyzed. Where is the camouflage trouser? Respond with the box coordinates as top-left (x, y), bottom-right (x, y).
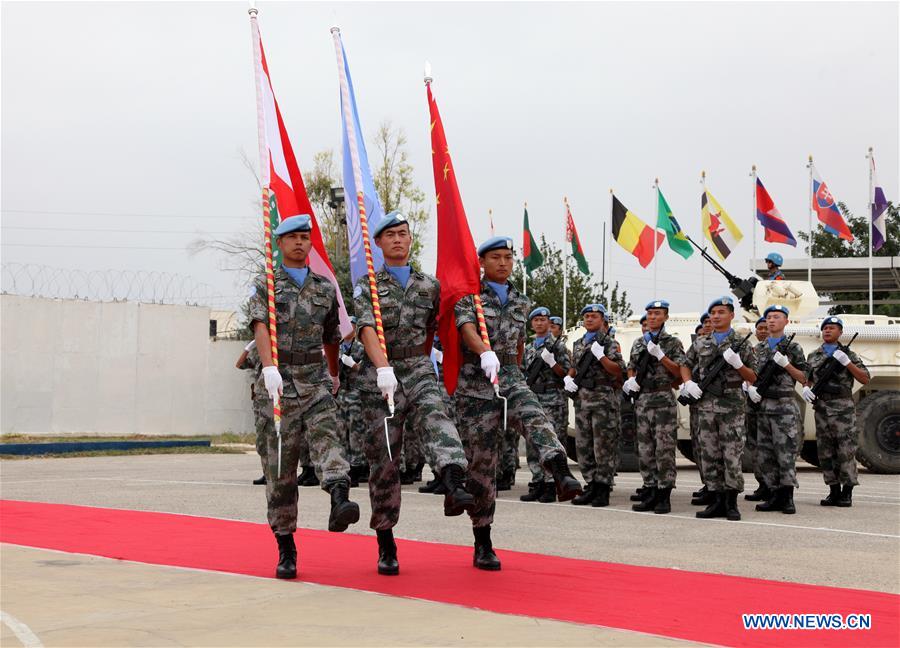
top-left (574, 387), bottom-right (619, 486)
top-left (498, 418), bottom-right (520, 478)
top-left (401, 421), bottom-right (425, 471)
top-left (756, 397), bottom-right (801, 489)
top-left (457, 380), bottom-right (565, 527)
top-left (252, 391), bottom-right (267, 474)
top-left (359, 376), bottom-right (468, 530)
top-left (696, 395), bottom-right (745, 492)
top-left (814, 398), bottom-right (859, 487)
top-left (513, 389), bottom-right (565, 484)
top-left (635, 400), bottom-right (678, 489)
top-left (689, 404), bottom-right (704, 484)
top-left (744, 409), bottom-right (766, 485)
top-left (338, 390), bottom-right (367, 468)
top-left (255, 393), bottom-right (351, 535)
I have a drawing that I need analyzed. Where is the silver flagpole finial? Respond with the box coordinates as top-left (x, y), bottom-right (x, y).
top-left (424, 61), bottom-right (433, 85)
top-left (248, 1), bottom-right (258, 16)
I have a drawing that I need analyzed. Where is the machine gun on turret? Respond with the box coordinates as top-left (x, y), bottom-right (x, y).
top-left (685, 235), bottom-right (759, 312)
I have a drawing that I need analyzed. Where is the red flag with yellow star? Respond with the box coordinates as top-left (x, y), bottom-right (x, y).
top-left (427, 83), bottom-right (480, 394)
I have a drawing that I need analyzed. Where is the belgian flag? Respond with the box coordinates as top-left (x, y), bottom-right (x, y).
top-left (611, 194), bottom-right (664, 268)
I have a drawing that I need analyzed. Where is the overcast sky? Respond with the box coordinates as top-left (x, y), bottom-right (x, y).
top-left (2, 1), bottom-right (897, 314)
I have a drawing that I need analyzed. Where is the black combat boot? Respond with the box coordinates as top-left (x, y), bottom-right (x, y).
top-left (399, 466), bottom-right (415, 485)
top-left (725, 489), bottom-right (741, 521)
top-left (545, 453), bottom-right (583, 502)
top-left (376, 529), bottom-right (399, 575)
top-left (630, 486), bottom-right (648, 502)
top-left (472, 526), bottom-right (501, 571)
top-left (441, 464), bottom-right (475, 516)
top-left (696, 491), bottom-right (727, 518)
top-left (837, 484), bottom-right (854, 507)
top-left (275, 533), bottom-right (297, 579)
top-left (412, 462), bottom-right (425, 483)
top-left (591, 482), bottom-right (611, 508)
top-left (327, 481), bottom-right (360, 532)
top-left (631, 487), bottom-right (658, 512)
top-left (653, 487), bottom-right (672, 514)
top-left (357, 463), bottom-right (369, 483)
top-left (691, 485), bottom-right (707, 499)
top-left (755, 487), bottom-right (785, 512)
top-left (820, 484), bottom-right (842, 506)
top-left (571, 481), bottom-right (596, 506)
top-left (781, 486), bottom-right (796, 514)
top-left (538, 481), bottom-right (558, 503)
top-left (496, 469), bottom-right (513, 492)
top-left (297, 465), bottom-right (319, 487)
top-left (252, 475), bottom-right (267, 485)
top-left (691, 486), bottom-right (717, 506)
top-left (744, 483), bottom-right (772, 502)
top-left (418, 477), bottom-right (442, 494)
top-left (519, 481), bottom-right (543, 502)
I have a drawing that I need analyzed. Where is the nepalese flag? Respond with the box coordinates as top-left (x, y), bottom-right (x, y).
top-left (810, 164), bottom-right (853, 242)
top-left (701, 188), bottom-right (742, 261)
top-left (755, 177), bottom-right (796, 246)
top-left (871, 154), bottom-right (888, 252)
top-left (251, 18), bottom-right (351, 334)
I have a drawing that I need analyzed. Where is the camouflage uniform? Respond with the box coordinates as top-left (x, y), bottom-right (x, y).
top-left (455, 282), bottom-right (566, 527)
top-left (572, 332), bottom-right (625, 486)
top-left (684, 329), bottom-right (756, 492)
top-left (337, 338), bottom-right (368, 469)
top-left (807, 346), bottom-right (869, 487)
top-left (743, 341), bottom-right (767, 488)
top-left (753, 338), bottom-right (807, 489)
top-left (248, 267), bottom-right (351, 535)
top-left (238, 347), bottom-right (267, 473)
top-left (628, 330), bottom-right (686, 490)
top-left (354, 267), bottom-right (468, 531)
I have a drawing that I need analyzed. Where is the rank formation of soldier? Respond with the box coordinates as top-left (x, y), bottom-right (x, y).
top-left (249, 217), bottom-right (873, 575)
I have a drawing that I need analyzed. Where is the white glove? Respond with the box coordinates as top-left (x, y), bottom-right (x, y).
top-left (433, 349), bottom-right (444, 364)
top-left (647, 340), bottom-right (665, 361)
top-left (480, 350), bottom-right (500, 382)
top-left (773, 351), bottom-right (789, 368)
top-left (330, 374), bottom-right (340, 395)
top-left (340, 354), bottom-right (356, 368)
top-left (590, 341), bottom-right (605, 360)
top-left (741, 381), bottom-right (749, 394)
top-left (262, 366), bottom-right (283, 400)
top-left (540, 348), bottom-right (557, 367)
top-left (244, 339), bottom-right (257, 352)
top-left (723, 347), bottom-right (744, 369)
top-left (802, 386), bottom-right (817, 403)
top-left (746, 384), bottom-right (762, 403)
top-left (681, 380), bottom-right (703, 400)
top-left (376, 366), bottom-right (398, 400)
top-left (623, 376), bottom-right (641, 394)
top-left (832, 349), bottom-right (851, 366)
top-left (563, 375), bottom-right (578, 393)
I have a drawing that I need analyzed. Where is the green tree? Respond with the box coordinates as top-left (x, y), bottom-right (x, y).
top-left (797, 201), bottom-right (898, 316)
top-left (511, 236), bottom-right (632, 328)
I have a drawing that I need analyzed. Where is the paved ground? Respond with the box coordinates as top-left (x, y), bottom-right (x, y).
top-left (1, 453), bottom-right (898, 646)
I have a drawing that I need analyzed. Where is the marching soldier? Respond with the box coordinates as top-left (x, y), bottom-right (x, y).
top-left (624, 300), bottom-right (686, 514)
top-left (564, 303), bottom-right (625, 507)
top-left (455, 236), bottom-right (581, 570)
top-left (765, 253), bottom-right (785, 281)
top-left (549, 316), bottom-right (564, 341)
top-left (354, 212), bottom-right (474, 575)
top-left (248, 214), bottom-right (361, 579)
top-left (803, 317), bottom-right (870, 507)
top-left (236, 339), bottom-right (266, 486)
top-left (680, 296), bottom-right (757, 521)
top-left (338, 317), bottom-right (369, 486)
top-left (743, 316), bottom-right (772, 502)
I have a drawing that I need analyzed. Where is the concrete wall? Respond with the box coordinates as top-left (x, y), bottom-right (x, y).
top-left (1, 295), bottom-right (254, 436)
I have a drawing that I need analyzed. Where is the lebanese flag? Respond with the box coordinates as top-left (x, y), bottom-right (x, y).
top-left (755, 177), bottom-right (797, 246)
top-left (251, 18), bottom-right (351, 334)
top-left (427, 83), bottom-right (481, 395)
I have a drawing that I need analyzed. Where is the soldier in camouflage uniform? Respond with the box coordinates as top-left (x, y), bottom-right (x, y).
top-left (419, 337), bottom-right (454, 495)
top-left (803, 316), bottom-right (870, 507)
top-left (236, 340), bottom-right (267, 485)
top-left (746, 305), bottom-right (808, 514)
top-left (564, 303), bottom-right (625, 507)
top-left (624, 300), bottom-right (686, 514)
top-left (743, 316), bottom-right (771, 502)
top-left (548, 316), bottom-right (571, 469)
top-left (338, 318), bottom-right (369, 486)
top-left (354, 212), bottom-right (474, 576)
top-left (690, 313), bottom-right (716, 506)
top-left (248, 215), bottom-right (361, 580)
top-left (681, 296), bottom-right (757, 521)
top-left (456, 236), bottom-right (581, 570)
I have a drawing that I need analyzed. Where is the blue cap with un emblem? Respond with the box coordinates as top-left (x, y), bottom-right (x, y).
top-left (580, 303), bottom-right (606, 315)
top-left (373, 211), bottom-right (408, 238)
top-left (274, 214), bottom-right (312, 236)
top-left (645, 299), bottom-right (670, 311)
top-left (821, 316), bottom-right (843, 330)
top-left (763, 304), bottom-right (790, 318)
top-left (477, 236), bottom-right (514, 256)
top-left (549, 316), bottom-right (562, 326)
top-left (707, 295), bottom-right (735, 311)
top-left (529, 307), bottom-right (550, 320)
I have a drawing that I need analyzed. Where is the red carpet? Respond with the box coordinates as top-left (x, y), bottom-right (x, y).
top-left (2, 499), bottom-right (897, 647)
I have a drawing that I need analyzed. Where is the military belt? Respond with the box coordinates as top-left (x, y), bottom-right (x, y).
top-left (817, 388), bottom-right (852, 401)
top-left (277, 348), bottom-right (323, 366)
top-left (531, 383), bottom-right (562, 394)
top-left (464, 351), bottom-right (519, 366)
top-left (388, 344), bottom-right (428, 360)
top-left (723, 380), bottom-right (745, 390)
top-left (642, 385), bottom-right (674, 393)
top-left (762, 391), bottom-right (794, 399)
top-left (578, 378), bottom-right (615, 390)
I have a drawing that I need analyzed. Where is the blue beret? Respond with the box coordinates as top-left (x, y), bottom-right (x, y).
top-left (639, 314), bottom-right (648, 323)
top-left (373, 211), bottom-right (408, 238)
top-left (349, 315), bottom-right (358, 325)
top-left (549, 316), bottom-right (563, 326)
top-left (580, 303), bottom-right (606, 316)
top-left (763, 304), bottom-right (790, 318)
top-left (708, 296), bottom-right (735, 311)
top-left (477, 236), bottom-right (514, 256)
top-left (274, 214), bottom-right (312, 236)
top-left (645, 299), bottom-right (670, 311)
top-left (608, 326), bottom-right (616, 336)
top-left (699, 312), bottom-right (710, 323)
top-left (529, 307), bottom-right (550, 319)
top-left (756, 316), bottom-right (767, 326)
top-left (765, 252), bottom-right (784, 266)
top-left (821, 316), bottom-right (843, 330)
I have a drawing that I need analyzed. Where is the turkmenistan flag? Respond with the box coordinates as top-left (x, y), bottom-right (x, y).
top-left (611, 194), bottom-right (664, 268)
top-left (656, 188), bottom-right (693, 259)
top-left (565, 201), bottom-right (590, 275)
top-left (522, 207), bottom-right (543, 275)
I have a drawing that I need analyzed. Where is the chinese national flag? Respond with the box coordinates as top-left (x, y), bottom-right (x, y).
top-left (427, 83), bottom-right (480, 395)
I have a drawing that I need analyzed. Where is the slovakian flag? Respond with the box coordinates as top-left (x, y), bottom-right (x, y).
top-left (701, 188), bottom-right (743, 261)
top-left (427, 82), bottom-right (481, 395)
top-left (870, 153), bottom-right (889, 252)
top-left (522, 206), bottom-right (544, 275)
top-left (250, 17), bottom-right (351, 334)
top-left (565, 202), bottom-right (590, 274)
top-left (810, 163), bottom-right (853, 242)
top-left (611, 195), bottom-right (664, 268)
top-left (756, 177), bottom-right (797, 247)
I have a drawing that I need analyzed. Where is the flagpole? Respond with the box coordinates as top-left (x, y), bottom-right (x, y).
top-left (652, 178), bottom-right (659, 297)
top-left (489, 207), bottom-right (495, 237)
top-left (563, 196), bottom-right (569, 331)
top-left (751, 165), bottom-right (757, 275)
top-left (700, 171), bottom-right (706, 310)
top-left (807, 155), bottom-right (814, 282)
top-left (522, 201), bottom-right (527, 297)
top-left (867, 146), bottom-right (874, 315)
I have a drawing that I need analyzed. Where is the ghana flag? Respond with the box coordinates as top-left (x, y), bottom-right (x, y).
top-left (611, 194), bottom-right (664, 268)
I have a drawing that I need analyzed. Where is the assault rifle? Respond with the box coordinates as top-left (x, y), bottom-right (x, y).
top-left (628, 331), bottom-right (660, 403)
top-left (811, 332), bottom-right (859, 397)
top-left (526, 336), bottom-right (562, 388)
top-left (747, 333), bottom-right (795, 411)
top-left (685, 235), bottom-right (759, 312)
top-left (678, 330), bottom-right (754, 406)
top-left (566, 330), bottom-right (611, 399)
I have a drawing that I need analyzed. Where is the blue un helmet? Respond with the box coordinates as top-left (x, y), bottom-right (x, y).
top-left (765, 252), bottom-right (783, 267)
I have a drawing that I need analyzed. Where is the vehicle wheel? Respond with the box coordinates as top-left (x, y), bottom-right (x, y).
top-left (799, 440), bottom-right (820, 467)
top-left (856, 391), bottom-right (900, 474)
top-left (677, 440), bottom-right (696, 463)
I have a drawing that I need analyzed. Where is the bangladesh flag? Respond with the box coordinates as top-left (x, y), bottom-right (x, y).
top-left (565, 202), bottom-right (590, 275)
top-left (522, 207), bottom-right (543, 275)
top-left (656, 189), bottom-right (693, 259)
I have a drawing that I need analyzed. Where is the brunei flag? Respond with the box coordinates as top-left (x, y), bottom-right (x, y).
top-left (611, 195), bottom-right (664, 268)
top-left (701, 188), bottom-right (742, 261)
